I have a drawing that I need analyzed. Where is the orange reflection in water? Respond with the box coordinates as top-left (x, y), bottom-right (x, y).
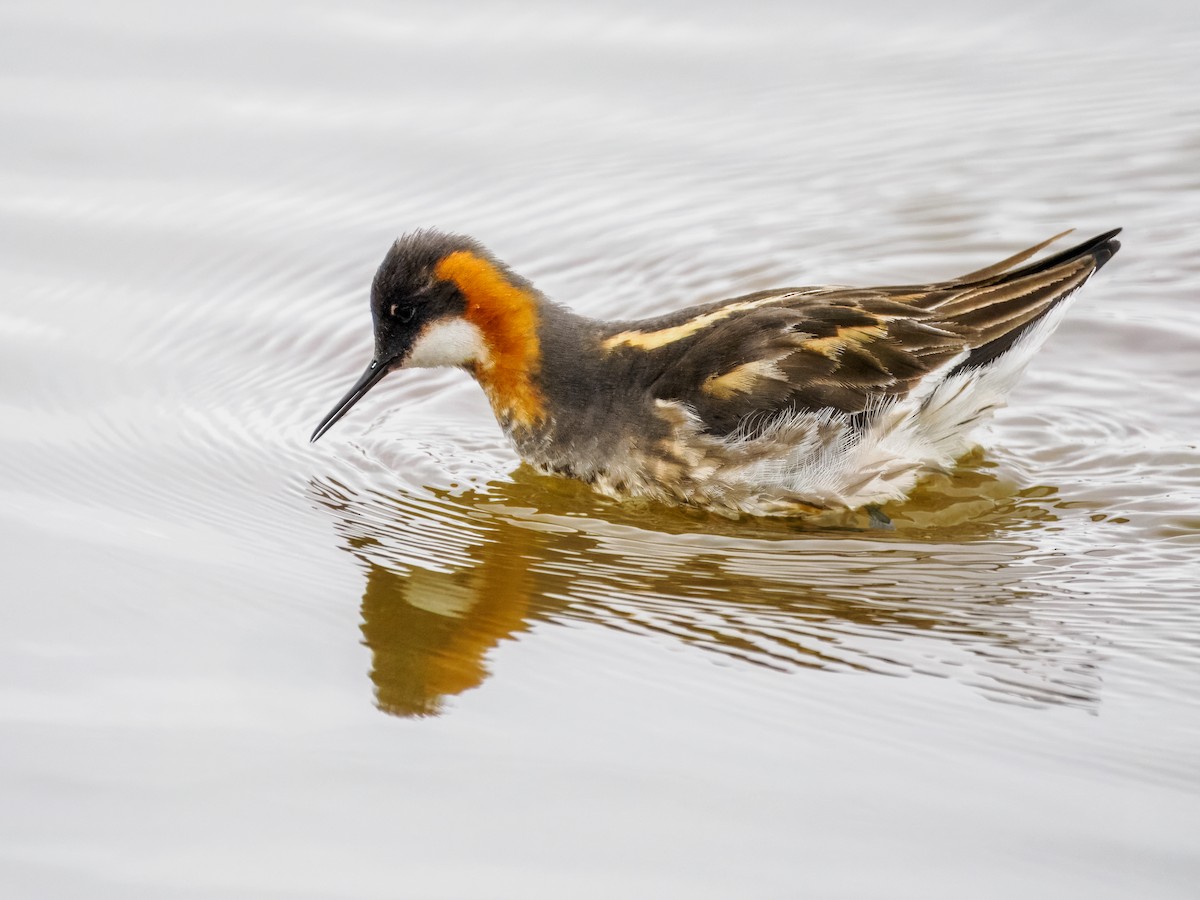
top-left (313, 452), bottom-right (1110, 718)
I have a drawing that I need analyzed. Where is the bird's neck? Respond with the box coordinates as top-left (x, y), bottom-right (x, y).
top-left (434, 250), bottom-right (555, 430)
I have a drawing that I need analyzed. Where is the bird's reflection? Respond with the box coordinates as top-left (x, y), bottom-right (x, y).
top-left (312, 450), bottom-right (1105, 718)
top-left (358, 559), bottom-right (533, 716)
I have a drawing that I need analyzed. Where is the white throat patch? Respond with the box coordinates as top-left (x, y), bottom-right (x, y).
top-left (404, 317), bottom-right (486, 369)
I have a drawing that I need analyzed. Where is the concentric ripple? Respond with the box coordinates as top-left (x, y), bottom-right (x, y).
top-left (2, 1), bottom-right (1200, 895)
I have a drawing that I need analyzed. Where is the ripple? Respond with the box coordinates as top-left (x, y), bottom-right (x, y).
top-left (303, 457), bottom-right (1130, 717)
top-left (3, 5), bottom-right (1200, 895)
top-left (1, 0), bottom-right (1197, 735)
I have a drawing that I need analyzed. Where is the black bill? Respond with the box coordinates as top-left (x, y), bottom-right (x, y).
top-left (310, 358), bottom-right (392, 443)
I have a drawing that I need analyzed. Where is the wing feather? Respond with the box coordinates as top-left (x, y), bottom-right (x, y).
top-left (641, 230), bottom-right (1120, 437)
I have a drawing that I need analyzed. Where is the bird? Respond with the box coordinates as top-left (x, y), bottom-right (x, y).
top-left (311, 227), bottom-right (1121, 517)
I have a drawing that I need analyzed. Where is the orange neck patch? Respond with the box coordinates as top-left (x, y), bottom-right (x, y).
top-left (434, 251), bottom-right (545, 428)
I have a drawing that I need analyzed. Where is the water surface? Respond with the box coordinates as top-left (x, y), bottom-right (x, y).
top-left (2, 1), bottom-right (1199, 897)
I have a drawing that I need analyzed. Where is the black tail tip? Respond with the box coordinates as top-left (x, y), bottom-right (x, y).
top-left (1092, 227), bottom-right (1122, 272)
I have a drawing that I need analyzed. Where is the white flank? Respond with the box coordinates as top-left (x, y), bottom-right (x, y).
top-left (788, 295), bottom-right (1081, 509)
top-left (405, 317), bottom-right (487, 368)
top-left (600, 289), bottom-right (1087, 515)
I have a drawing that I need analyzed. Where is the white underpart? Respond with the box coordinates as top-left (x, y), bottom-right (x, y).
top-left (404, 317), bottom-right (487, 368)
top-left (606, 292), bottom-right (1083, 516)
top-left (765, 298), bottom-right (1078, 510)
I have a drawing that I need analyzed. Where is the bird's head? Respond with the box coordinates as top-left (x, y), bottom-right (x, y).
top-left (311, 230), bottom-right (544, 442)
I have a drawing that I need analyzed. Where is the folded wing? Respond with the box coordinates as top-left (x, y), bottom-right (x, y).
top-left (650, 229), bottom-right (1121, 437)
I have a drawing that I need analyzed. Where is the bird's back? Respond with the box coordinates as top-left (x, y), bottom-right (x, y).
top-left (537, 230), bottom-right (1121, 514)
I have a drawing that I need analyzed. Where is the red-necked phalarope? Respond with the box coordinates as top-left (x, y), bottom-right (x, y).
top-left (312, 228), bottom-right (1121, 516)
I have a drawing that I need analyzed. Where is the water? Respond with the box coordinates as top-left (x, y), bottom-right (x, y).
top-left (3, 1), bottom-right (1199, 896)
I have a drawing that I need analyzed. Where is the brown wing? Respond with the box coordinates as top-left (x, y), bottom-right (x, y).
top-left (644, 229), bottom-right (1121, 437)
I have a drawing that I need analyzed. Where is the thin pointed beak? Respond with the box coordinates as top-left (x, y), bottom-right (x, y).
top-left (310, 358), bottom-right (393, 443)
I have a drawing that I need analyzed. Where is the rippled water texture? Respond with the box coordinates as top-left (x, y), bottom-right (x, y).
top-left (3, 1), bottom-right (1200, 897)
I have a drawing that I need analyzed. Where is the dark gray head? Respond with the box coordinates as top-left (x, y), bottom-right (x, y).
top-left (311, 230), bottom-right (535, 442)
top-left (366, 230), bottom-right (486, 363)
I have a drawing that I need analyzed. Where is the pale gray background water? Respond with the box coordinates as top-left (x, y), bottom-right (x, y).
top-left (2, 1), bottom-right (1199, 897)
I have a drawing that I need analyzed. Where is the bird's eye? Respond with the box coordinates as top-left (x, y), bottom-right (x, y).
top-left (389, 303), bottom-right (416, 323)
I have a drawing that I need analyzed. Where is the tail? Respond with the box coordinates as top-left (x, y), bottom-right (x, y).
top-left (938, 228), bottom-right (1122, 375)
